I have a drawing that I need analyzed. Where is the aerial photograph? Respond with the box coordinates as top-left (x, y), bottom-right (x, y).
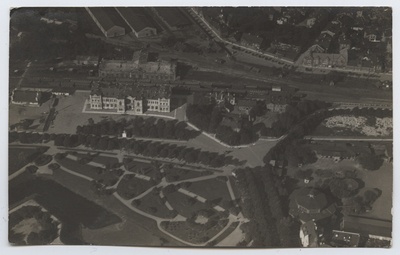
top-left (8, 6), bottom-right (392, 248)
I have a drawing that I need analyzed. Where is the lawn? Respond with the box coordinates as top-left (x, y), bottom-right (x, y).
top-left (133, 189), bottom-right (177, 219)
top-left (124, 159), bottom-right (162, 181)
top-left (116, 174), bottom-right (155, 200)
top-left (164, 167), bottom-right (211, 182)
top-left (9, 147), bottom-right (48, 175)
top-left (56, 155), bottom-right (119, 186)
top-left (50, 167), bottom-right (183, 246)
top-left (163, 189), bottom-right (211, 218)
top-left (91, 155), bottom-right (119, 167)
top-left (185, 178), bottom-right (232, 207)
top-left (160, 218), bottom-right (229, 245)
top-left (357, 162), bottom-right (392, 221)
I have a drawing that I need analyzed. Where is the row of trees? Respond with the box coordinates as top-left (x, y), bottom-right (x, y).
top-left (76, 117), bottom-right (199, 141)
top-left (10, 131), bottom-right (240, 168)
top-left (235, 166), bottom-right (298, 247)
top-left (284, 141), bottom-right (317, 167)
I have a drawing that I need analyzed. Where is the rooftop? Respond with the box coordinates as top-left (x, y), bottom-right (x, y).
top-left (115, 7), bottom-right (156, 33)
top-left (12, 90), bottom-right (41, 103)
top-left (295, 188), bottom-right (328, 211)
top-left (87, 7), bottom-right (128, 31)
top-left (92, 81), bottom-right (171, 99)
top-left (331, 230), bottom-right (360, 247)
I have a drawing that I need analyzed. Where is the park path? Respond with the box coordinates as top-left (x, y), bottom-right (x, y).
top-left (9, 142), bottom-right (242, 246)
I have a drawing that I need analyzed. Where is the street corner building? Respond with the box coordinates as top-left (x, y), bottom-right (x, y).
top-left (89, 81), bottom-right (171, 114)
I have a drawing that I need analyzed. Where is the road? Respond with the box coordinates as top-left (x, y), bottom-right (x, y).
top-left (305, 136), bottom-right (393, 142)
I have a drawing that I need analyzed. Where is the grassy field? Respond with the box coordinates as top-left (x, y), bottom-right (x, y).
top-left (49, 167), bottom-right (182, 246)
top-left (163, 190), bottom-right (210, 218)
top-left (358, 162), bottom-right (392, 221)
top-left (90, 155), bottom-right (119, 166)
top-left (116, 174), bottom-right (154, 200)
top-left (133, 189), bottom-right (176, 219)
top-left (9, 147), bottom-right (47, 175)
top-left (164, 167), bottom-right (210, 182)
top-left (56, 156), bottom-right (119, 186)
top-left (124, 159), bottom-right (161, 180)
top-left (186, 178), bottom-right (232, 206)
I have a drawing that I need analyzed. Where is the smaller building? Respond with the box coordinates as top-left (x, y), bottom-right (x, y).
top-left (85, 7), bottom-right (126, 38)
top-left (115, 7), bottom-right (157, 38)
top-left (74, 55), bottom-right (99, 66)
top-left (330, 230), bottom-right (360, 247)
top-left (289, 188), bottom-right (336, 223)
top-left (11, 89), bottom-right (42, 106)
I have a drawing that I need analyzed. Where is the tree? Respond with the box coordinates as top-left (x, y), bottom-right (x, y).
top-left (358, 154), bottom-right (384, 171)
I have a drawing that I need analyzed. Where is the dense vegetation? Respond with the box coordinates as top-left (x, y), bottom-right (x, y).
top-left (235, 166), bottom-right (299, 247)
top-left (9, 131), bottom-right (241, 168)
top-left (260, 100), bottom-right (331, 137)
top-left (186, 103), bottom-right (259, 145)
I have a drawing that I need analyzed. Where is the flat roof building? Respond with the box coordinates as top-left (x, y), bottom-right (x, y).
top-left (86, 7), bottom-right (127, 38)
top-left (115, 7), bottom-right (157, 38)
top-left (11, 89), bottom-right (42, 106)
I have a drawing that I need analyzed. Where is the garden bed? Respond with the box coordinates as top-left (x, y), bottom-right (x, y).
top-left (160, 218), bottom-right (229, 244)
top-left (55, 155), bottom-right (120, 186)
top-left (132, 189), bottom-right (177, 219)
top-left (163, 189), bottom-right (211, 218)
top-left (185, 178), bottom-right (232, 208)
top-left (124, 159), bottom-right (162, 181)
top-left (164, 167), bottom-right (212, 182)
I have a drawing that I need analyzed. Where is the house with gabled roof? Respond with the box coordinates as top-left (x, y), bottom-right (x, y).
top-left (85, 7), bottom-right (127, 38)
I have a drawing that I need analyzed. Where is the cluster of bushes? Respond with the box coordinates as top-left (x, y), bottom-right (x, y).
top-left (261, 100), bottom-right (331, 137)
top-left (342, 188), bottom-right (382, 215)
top-left (76, 117), bottom-right (199, 141)
top-left (10, 131), bottom-right (241, 168)
top-left (357, 153), bottom-right (384, 171)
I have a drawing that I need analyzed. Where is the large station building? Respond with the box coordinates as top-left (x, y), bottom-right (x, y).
top-left (89, 81), bottom-right (171, 114)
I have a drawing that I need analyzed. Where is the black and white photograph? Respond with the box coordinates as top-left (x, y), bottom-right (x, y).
top-left (6, 2), bottom-right (394, 252)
